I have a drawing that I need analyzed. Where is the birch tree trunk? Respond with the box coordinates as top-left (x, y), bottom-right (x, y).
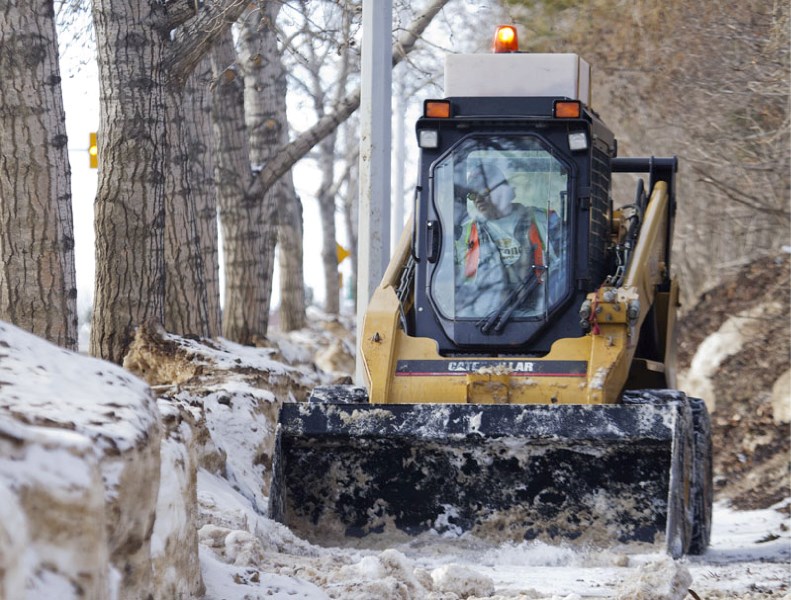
top-left (238, 2), bottom-right (305, 332)
top-left (0, 0), bottom-right (78, 350)
top-left (211, 29), bottom-right (270, 344)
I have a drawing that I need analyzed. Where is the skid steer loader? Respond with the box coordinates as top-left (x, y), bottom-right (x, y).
top-left (270, 27), bottom-right (712, 557)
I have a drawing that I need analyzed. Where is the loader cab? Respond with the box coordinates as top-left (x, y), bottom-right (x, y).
top-left (410, 96), bottom-right (617, 356)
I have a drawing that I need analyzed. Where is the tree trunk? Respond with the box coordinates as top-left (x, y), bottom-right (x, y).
top-left (293, 1), bottom-right (355, 316)
top-left (0, 0), bottom-right (78, 349)
top-left (277, 178), bottom-right (306, 330)
top-left (317, 133), bottom-right (341, 315)
top-left (238, 3), bottom-right (305, 331)
top-left (90, 0), bottom-right (167, 363)
top-left (90, 0), bottom-right (249, 359)
top-left (184, 57), bottom-right (221, 337)
top-left (164, 85), bottom-right (210, 338)
top-left (211, 29), bottom-right (271, 344)
top-left (341, 123), bottom-right (360, 309)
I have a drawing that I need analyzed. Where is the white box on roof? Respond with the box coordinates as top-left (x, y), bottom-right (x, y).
top-left (444, 53), bottom-right (591, 106)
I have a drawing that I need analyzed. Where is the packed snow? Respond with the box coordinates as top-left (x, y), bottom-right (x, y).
top-left (0, 313), bottom-right (788, 598)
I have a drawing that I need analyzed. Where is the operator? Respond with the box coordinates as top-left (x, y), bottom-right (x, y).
top-left (455, 163), bottom-right (546, 318)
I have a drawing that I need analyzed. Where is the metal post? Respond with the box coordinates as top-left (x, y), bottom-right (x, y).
top-left (392, 76), bottom-right (407, 255)
top-left (356, 0), bottom-right (392, 385)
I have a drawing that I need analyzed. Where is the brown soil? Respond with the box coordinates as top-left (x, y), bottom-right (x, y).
top-left (677, 251), bottom-right (791, 510)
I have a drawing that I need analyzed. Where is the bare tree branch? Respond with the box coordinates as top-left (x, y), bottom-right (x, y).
top-left (247, 0), bottom-right (451, 200)
top-left (151, 0), bottom-right (197, 33)
top-left (691, 165), bottom-right (791, 218)
top-left (163, 0), bottom-right (250, 84)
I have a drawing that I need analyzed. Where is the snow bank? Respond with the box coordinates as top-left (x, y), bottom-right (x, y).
top-left (0, 417), bottom-right (111, 599)
top-left (0, 322), bottom-right (198, 598)
top-left (124, 324), bottom-right (334, 509)
top-left (150, 398), bottom-right (203, 597)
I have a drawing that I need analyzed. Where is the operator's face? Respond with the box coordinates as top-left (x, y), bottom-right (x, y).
top-left (474, 178), bottom-right (515, 219)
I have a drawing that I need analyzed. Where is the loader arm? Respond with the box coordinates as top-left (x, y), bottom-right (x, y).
top-left (581, 178), bottom-right (675, 403)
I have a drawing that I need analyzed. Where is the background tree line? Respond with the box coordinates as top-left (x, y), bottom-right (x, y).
top-left (1, 0), bottom-right (787, 363)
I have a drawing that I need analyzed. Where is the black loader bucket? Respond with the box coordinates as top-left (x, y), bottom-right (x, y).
top-left (269, 397), bottom-right (695, 556)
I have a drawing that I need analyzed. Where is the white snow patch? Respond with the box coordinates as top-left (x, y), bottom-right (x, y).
top-left (197, 389), bottom-right (276, 512)
top-left (431, 562), bottom-right (495, 598)
top-left (613, 555), bottom-right (691, 599)
top-left (0, 322), bottom-right (157, 455)
top-left (0, 480), bottom-right (28, 598)
top-left (678, 302), bottom-right (783, 412)
top-left (150, 418), bottom-right (193, 557)
top-left (200, 546), bottom-right (328, 599)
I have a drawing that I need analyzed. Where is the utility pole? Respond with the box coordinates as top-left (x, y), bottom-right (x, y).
top-left (392, 76), bottom-right (407, 255)
top-left (356, 0), bottom-right (392, 384)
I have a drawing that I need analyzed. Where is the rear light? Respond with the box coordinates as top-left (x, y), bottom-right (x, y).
top-left (553, 100), bottom-right (582, 118)
top-left (424, 100), bottom-right (451, 118)
top-left (493, 25), bottom-right (518, 53)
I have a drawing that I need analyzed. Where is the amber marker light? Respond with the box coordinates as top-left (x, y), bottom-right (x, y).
top-left (493, 25), bottom-right (518, 53)
top-left (554, 100), bottom-right (582, 118)
top-left (424, 100), bottom-right (451, 118)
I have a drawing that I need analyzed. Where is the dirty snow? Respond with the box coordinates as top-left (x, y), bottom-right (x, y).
top-left (196, 475), bottom-right (791, 598)
top-left (0, 314), bottom-right (789, 599)
top-left (189, 320), bottom-right (790, 599)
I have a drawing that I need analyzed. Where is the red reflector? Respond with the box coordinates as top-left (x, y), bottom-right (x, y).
top-left (493, 26), bottom-right (518, 53)
top-left (424, 100), bottom-right (451, 118)
top-left (554, 100), bottom-right (582, 118)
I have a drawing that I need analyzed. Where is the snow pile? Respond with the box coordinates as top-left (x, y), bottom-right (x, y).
top-left (123, 322), bottom-right (327, 510)
top-left (151, 398), bottom-right (203, 596)
top-left (0, 321), bottom-right (178, 598)
top-left (0, 418), bottom-right (111, 599)
top-left (430, 563), bottom-right (495, 597)
top-left (614, 556), bottom-right (691, 599)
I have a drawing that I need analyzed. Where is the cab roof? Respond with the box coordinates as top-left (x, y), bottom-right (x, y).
top-left (444, 53), bottom-right (592, 108)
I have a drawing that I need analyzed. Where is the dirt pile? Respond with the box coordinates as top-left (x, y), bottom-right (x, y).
top-left (677, 251), bottom-right (790, 510)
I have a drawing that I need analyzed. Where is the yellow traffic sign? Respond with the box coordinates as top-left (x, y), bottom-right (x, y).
top-left (336, 242), bottom-right (350, 264)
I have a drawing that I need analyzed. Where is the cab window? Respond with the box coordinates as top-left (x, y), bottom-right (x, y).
top-left (431, 135), bottom-right (571, 326)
